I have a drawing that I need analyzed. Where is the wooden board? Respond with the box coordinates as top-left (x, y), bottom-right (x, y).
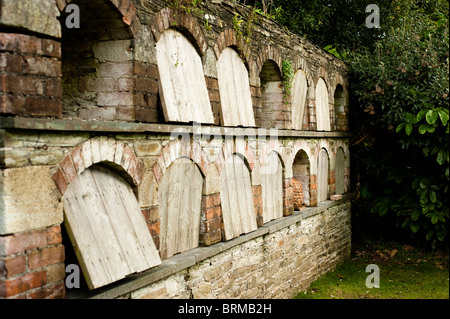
top-left (317, 149), bottom-right (329, 202)
top-left (63, 165), bottom-right (161, 290)
top-left (261, 151), bottom-right (283, 223)
top-left (220, 155), bottom-right (257, 240)
top-left (315, 78), bottom-right (331, 131)
top-left (291, 70), bottom-right (308, 130)
top-left (217, 48), bottom-right (255, 127)
top-left (335, 148), bottom-right (345, 195)
top-left (158, 158), bottom-right (203, 259)
top-left (156, 29), bottom-right (214, 124)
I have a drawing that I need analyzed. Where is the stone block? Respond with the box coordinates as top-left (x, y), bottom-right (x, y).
top-left (0, 166), bottom-right (63, 235)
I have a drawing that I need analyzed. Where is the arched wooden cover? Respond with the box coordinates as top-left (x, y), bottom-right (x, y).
top-left (156, 29), bottom-right (214, 124)
top-left (217, 48), bottom-right (255, 127)
top-left (261, 151), bottom-right (283, 223)
top-left (315, 78), bottom-right (331, 131)
top-left (220, 154), bottom-right (257, 240)
top-left (158, 158), bottom-right (203, 259)
top-left (291, 70), bottom-right (308, 130)
top-left (63, 165), bottom-right (161, 290)
top-left (335, 148), bottom-right (345, 195)
top-left (317, 149), bottom-right (329, 202)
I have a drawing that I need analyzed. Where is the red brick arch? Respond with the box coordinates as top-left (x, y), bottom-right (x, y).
top-left (152, 139), bottom-right (210, 185)
top-left (150, 7), bottom-right (208, 56)
top-left (52, 137), bottom-right (144, 195)
top-left (256, 45), bottom-right (283, 75)
top-left (56, 0), bottom-right (141, 37)
top-left (213, 29), bottom-right (252, 66)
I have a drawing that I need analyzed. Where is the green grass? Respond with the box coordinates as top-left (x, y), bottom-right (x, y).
top-left (294, 241), bottom-right (449, 299)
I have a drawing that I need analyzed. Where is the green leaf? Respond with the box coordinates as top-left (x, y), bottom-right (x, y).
top-left (418, 124), bottom-right (427, 134)
top-left (437, 109), bottom-right (449, 126)
top-left (431, 214), bottom-right (438, 224)
top-left (411, 210), bottom-right (420, 221)
top-left (426, 110), bottom-right (438, 124)
top-left (426, 229), bottom-right (434, 241)
top-left (410, 223), bottom-right (420, 233)
top-left (396, 122), bottom-right (406, 133)
top-left (429, 189), bottom-right (437, 203)
top-left (405, 123), bottom-right (413, 135)
top-left (417, 109), bottom-right (428, 121)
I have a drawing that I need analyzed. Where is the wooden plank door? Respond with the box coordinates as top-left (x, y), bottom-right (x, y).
top-left (217, 47), bottom-right (255, 127)
top-left (315, 78), bottom-right (330, 131)
top-left (335, 148), bottom-right (345, 194)
top-left (291, 70), bottom-right (308, 130)
top-left (158, 158), bottom-right (203, 259)
top-left (317, 149), bottom-right (329, 202)
top-left (63, 165), bottom-right (161, 290)
top-left (156, 29), bottom-right (214, 124)
top-left (220, 154), bottom-right (257, 240)
top-left (261, 151), bottom-right (283, 223)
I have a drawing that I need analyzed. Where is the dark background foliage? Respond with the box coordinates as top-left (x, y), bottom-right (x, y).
top-left (240, 0), bottom-right (449, 248)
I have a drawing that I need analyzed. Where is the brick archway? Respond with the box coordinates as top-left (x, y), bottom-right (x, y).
top-left (213, 29), bottom-right (252, 66)
top-left (52, 137), bottom-right (144, 195)
top-left (56, 0), bottom-right (141, 37)
top-left (149, 7), bottom-right (208, 56)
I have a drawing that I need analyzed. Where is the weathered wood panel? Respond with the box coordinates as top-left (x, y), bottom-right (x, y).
top-left (317, 149), bottom-right (329, 202)
top-left (335, 148), bottom-right (345, 195)
top-left (63, 165), bottom-right (161, 290)
top-left (217, 48), bottom-right (255, 127)
top-left (220, 154), bottom-right (257, 240)
top-left (261, 151), bottom-right (283, 223)
top-left (315, 78), bottom-right (331, 131)
top-left (158, 157), bottom-right (203, 259)
top-left (291, 70), bottom-right (308, 130)
top-left (156, 29), bottom-right (214, 124)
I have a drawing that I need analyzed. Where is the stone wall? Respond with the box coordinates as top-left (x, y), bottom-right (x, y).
top-left (1, 0), bottom-right (352, 299)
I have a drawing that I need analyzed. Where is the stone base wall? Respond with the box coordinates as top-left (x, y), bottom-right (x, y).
top-left (85, 198), bottom-right (351, 299)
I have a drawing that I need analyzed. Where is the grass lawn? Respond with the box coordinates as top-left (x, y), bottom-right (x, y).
top-left (294, 241), bottom-right (449, 299)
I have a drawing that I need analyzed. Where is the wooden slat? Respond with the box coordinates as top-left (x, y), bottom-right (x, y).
top-left (291, 70), bottom-right (307, 130)
top-left (262, 152), bottom-right (283, 223)
top-left (217, 48), bottom-right (255, 127)
top-left (220, 155), bottom-right (256, 240)
top-left (317, 149), bottom-right (329, 202)
top-left (158, 158), bottom-right (203, 259)
top-left (335, 148), bottom-right (345, 195)
top-left (315, 78), bottom-right (331, 131)
top-left (63, 166), bottom-right (161, 289)
top-left (156, 29), bottom-right (214, 124)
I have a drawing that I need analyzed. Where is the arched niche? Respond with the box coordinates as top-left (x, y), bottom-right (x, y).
top-left (217, 47), bottom-right (255, 127)
top-left (317, 148), bottom-right (330, 202)
top-left (291, 70), bottom-right (308, 130)
top-left (315, 78), bottom-right (331, 131)
top-left (156, 29), bottom-right (214, 124)
top-left (63, 164), bottom-right (161, 289)
top-left (293, 150), bottom-right (311, 207)
top-left (158, 157), bottom-right (204, 259)
top-left (261, 151), bottom-right (283, 223)
top-left (220, 154), bottom-right (257, 240)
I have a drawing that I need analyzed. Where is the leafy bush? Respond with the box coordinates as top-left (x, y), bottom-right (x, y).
top-left (348, 3), bottom-right (449, 246)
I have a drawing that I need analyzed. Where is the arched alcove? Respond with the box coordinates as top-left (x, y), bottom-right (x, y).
top-left (217, 47), bottom-right (255, 127)
top-left (291, 70), bottom-right (308, 130)
top-left (317, 148), bottom-right (330, 202)
top-left (261, 151), bottom-right (283, 223)
top-left (60, 0), bottom-right (136, 120)
top-left (334, 84), bottom-right (347, 131)
top-left (335, 147), bottom-right (345, 195)
top-left (260, 60), bottom-right (286, 129)
top-left (156, 29), bottom-right (214, 124)
top-left (315, 78), bottom-right (331, 131)
top-left (63, 164), bottom-right (161, 289)
top-left (158, 157), bottom-right (203, 259)
top-left (293, 150), bottom-right (311, 207)
top-left (220, 154), bottom-right (257, 240)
